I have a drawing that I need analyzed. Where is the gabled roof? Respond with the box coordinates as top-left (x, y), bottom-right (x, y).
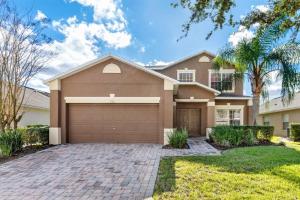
top-left (178, 82), bottom-right (221, 95)
top-left (22, 87), bottom-right (49, 110)
top-left (45, 55), bottom-right (179, 84)
top-left (149, 50), bottom-right (216, 70)
top-left (259, 92), bottom-right (300, 114)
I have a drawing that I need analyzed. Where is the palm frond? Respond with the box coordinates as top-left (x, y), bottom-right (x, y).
top-left (257, 17), bottom-right (288, 56)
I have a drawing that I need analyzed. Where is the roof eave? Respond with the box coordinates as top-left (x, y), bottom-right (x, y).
top-left (156, 50), bottom-right (216, 70)
top-left (178, 82), bottom-right (221, 95)
top-left (44, 55), bottom-right (179, 84)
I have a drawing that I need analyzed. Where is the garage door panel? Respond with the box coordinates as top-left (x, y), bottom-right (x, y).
top-left (68, 104), bottom-right (159, 143)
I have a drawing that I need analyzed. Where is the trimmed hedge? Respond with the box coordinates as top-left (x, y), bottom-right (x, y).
top-left (290, 123), bottom-right (300, 141)
top-left (231, 126), bottom-right (274, 142)
top-left (210, 126), bottom-right (257, 147)
top-left (21, 125), bottom-right (49, 146)
top-left (168, 128), bottom-right (188, 148)
top-left (0, 130), bottom-right (23, 157)
top-left (210, 125), bottom-right (274, 147)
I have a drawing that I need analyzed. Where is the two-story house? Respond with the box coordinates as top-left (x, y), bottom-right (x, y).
top-left (46, 51), bottom-right (253, 145)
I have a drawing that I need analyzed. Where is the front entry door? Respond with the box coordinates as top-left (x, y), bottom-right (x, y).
top-left (176, 108), bottom-right (201, 137)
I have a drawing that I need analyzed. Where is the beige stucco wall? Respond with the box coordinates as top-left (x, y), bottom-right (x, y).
top-left (258, 109), bottom-right (300, 137)
top-left (157, 52), bottom-right (244, 96)
top-left (18, 107), bottom-right (49, 127)
top-left (53, 58), bottom-right (171, 144)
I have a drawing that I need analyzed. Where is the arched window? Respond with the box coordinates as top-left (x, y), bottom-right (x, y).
top-left (102, 63), bottom-right (121, 73)
top-left (198, 56), bottom-right (210, 62)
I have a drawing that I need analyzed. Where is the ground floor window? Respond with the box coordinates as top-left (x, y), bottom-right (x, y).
top-left (282, 114), bottom-right (289, 130)
top-left (263, 116), bottom-right (270, 126)
top-left (215, 106), bottom-right (243, 125)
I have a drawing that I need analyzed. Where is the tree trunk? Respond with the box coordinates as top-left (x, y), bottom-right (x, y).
top-left (252, 93), bottom-right (260, 125)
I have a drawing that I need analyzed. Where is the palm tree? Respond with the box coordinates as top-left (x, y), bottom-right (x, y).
top-left (214, 20), bottom-right (300, 125)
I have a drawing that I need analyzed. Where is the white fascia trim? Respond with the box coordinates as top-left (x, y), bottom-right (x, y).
top-left (175, 99), bottom-right (209, 103)
top-left (208, 69), bottom-right (235, 93)
top-left (215, 105), bottom-right (244, 109)
top-left (44, 55), bottom-right (179, 84)
top-left (154, 50), bottom-right (216, 70)
top-left (49, 79), bottom-right (61, 90)
top-left (177, 69), bottom-right (196, 82)
top-left (259, 106), bottom-right (300, 115)
top-left (178, 82), bottom-right (221, 95)
top-left (215, 97), bottom-right (252, 100)
top-left (65, 97), bottom-right (161, 104)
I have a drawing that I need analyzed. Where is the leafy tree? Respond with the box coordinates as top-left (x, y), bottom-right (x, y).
top-left (214, 20), bottom-right (300, 125)
top-left (173, 0), bottom-right (300, 40)
top-left (0, 0), bottom-right (52, 130)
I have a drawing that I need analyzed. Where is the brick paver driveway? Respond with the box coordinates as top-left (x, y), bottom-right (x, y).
top-left (0, 139), bottom-right (219, 200)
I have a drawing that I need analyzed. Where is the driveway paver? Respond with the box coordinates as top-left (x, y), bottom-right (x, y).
top-left (0, 138), bottom-right (219, 200)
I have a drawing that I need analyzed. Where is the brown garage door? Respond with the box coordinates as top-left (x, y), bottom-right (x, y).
top-left (68, 104), bottom-right (159, 143)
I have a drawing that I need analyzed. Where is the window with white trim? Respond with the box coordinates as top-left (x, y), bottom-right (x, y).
top-left (263, 116), bottom-right (270, 126)
top-left (216, 108), bottom-right (242, 125)
top-left (209, 70), bottom-right (234, 92)
top-left (177, 69), bottom-right (195, 82)
top-left (282, 114), bottom-right (289, 130)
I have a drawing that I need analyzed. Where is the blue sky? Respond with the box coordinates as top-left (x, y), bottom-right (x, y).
top-left (14, 0), bottom-right (280, 97)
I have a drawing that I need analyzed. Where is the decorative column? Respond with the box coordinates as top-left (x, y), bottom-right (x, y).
top-left (206, 101), bottom-right (215, 138)
top-left (163, 79), bottom-right (174, 145)
top-left (49, 79), bottom-right (61, 145)
top-left (247, 98), bottom-right (253, 125)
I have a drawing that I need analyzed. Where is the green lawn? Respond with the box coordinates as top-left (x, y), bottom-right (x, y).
top-left (154, 140), bottom-right (300, 200)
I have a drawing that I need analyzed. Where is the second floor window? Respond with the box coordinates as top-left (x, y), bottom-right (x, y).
top-left (209, 70), bottom-right (234, 92)
top-left (177, 69), bottom-right (195, 82)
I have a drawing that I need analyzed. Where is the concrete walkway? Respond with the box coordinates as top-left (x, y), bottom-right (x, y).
top-left (0, 138), bottom-right (219, 200)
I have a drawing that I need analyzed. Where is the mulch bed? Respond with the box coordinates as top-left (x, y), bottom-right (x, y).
top-left (162, 143), bottom-right (190, 149)
top-left (206, 139), bottom-right (284, 151)
top-left (0, 145), bottom-right (54, 165)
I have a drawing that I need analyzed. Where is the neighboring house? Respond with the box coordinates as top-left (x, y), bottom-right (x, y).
top-left (18, 87), bottom-right (50, 127)
top-left (46, 51), bottom-right (253, 145)
top-left (257, 92), bottom-right (300, 137)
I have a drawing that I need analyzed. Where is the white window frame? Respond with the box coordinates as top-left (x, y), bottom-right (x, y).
top-left (282, 113), bottom-right (289, 130)
top-left (177, 69), bottom-right (196, 82)
top-left (215, 105), bottom-right (244, 125)
top-left (209, 69), bottom-right (235, 93)
top-left (263, 116), bottom-right (270, 126)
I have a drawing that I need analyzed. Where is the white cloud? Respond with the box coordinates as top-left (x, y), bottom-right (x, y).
top-left (70, 0), bottom-right (126, 23)
top-left (255, 5), bottom-right (270, 13)
top-left (148, 60), bottom-right (173, 66)
top-left (34, 10), bottom-right (47, 21)
top-left (133, 59), bottom-right (173, 67)
top-left (228, 26), bottom-right (254, 47)
top-left (30, 0), bottom-right (132, 91)
top-left (140, 46), bottom-right (145, 53)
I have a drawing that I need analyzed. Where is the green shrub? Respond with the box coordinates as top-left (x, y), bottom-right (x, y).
top-left (210, 126), bottom-right (244, 147)
top-left (232, 126), bottom-right (274, 142)
top-left (210, 125), bottom-right (271, 147)
top-left (22, 125), bottom-right (49, 145)
top-left (0, 130), bottom-right (23, 157)
top-left (290, 123), bottom-right (300, 141)
top-left (168, 128), bottom-right (188, 148)
top-left (243, 129), bottom-right (257, 145)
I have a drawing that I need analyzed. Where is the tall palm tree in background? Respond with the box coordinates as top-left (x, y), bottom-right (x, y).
top-left (214, 20), bottom-right (300, 125)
